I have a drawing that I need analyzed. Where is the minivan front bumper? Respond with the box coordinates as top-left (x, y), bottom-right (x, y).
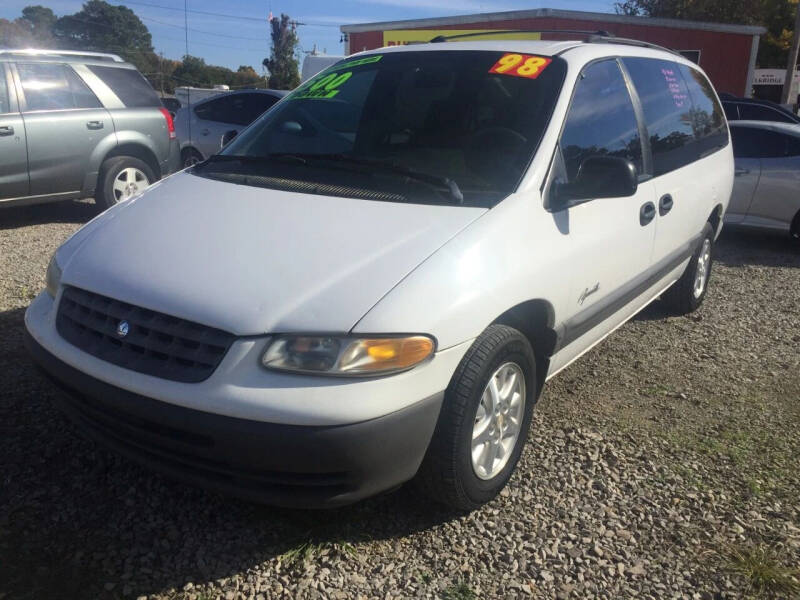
top-left (25, 330), bottom-right (444, 508)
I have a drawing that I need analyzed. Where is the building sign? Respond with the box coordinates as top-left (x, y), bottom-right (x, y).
top-left (382, 29), bottom-right (541, 46)
top-left (753, 69), bottom-right (800, 86)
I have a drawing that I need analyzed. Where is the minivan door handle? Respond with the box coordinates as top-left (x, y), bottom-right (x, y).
top-left (0, 125), bottom-right (13, 136)
top-left (86, 120), bottom-right (103, 130)
top-left (658, 194), bottom-right (674, 216)
top-left (640, 201), bottom-right (656, 226)
top-left (735, 168), bottom-right (750, 176)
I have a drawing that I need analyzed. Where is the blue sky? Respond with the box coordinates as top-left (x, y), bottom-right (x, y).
top-left (2, 0), bottom-right (616, 70)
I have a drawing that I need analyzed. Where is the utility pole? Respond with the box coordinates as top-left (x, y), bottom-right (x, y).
top-left (159, 52), bottom-right (165, 96)
top-left (780, 0), bottom-right (800, 106)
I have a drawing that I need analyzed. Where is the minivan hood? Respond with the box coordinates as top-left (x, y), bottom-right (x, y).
top-left (61, 172), bottom-right (486, 335)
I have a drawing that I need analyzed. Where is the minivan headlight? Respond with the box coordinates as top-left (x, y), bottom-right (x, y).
top-left (261, 335), bottom-right (435, 376)
top-left (45, 253), bottom-right (62, 298)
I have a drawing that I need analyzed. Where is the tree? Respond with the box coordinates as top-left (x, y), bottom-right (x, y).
top-left (21, 5), bottom-right (56, 39)
top-left (615, 0), bottom-right (800, 67)
top-left (263, 14), bottom-right (300, 90)
top-left (0, 3), bottom-right (264, 94)
top-left (0, 5), bottom-right (55, 47)
top-left (54, 0), bottom-right (153, 61)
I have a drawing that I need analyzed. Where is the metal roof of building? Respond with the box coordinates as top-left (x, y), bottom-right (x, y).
top-left (340, 8), bottom-right (767, 36)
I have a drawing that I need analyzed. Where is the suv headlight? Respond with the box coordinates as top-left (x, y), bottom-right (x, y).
top-left (261, 335), bottom-right (435, 376)
top-left (45, 253), bottom-right (62, 298)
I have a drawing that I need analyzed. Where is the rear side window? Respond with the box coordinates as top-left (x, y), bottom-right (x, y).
top-left (679, 65), bottom-right (728, 155)
top-left (194, 95), bottom-right (234, 122)
top-left (17, 63), bottom-right (102, 111)
top-left (738, 103), bottom-right (795, 124)
top-left (560, 59), bottom-right (643, 182)
top-left (622, 57), bottom-right (696, 176)
top-left (236, 93), bottom-right (280, 125)
top-left (731, 127), bottom-right (800, 158)
top-left (88, 65), bottom-right (161, 108)
top-left (0, 66), bottom-right (9, 113)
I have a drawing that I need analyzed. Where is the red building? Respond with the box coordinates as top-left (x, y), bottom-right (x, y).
top-left (341, 8), bottom-right (766, 97)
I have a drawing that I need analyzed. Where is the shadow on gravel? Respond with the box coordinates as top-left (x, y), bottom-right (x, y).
top-left (715, 228), bottom-right (800, 269)
top-left (633, 229), bottom-right (799, 324)
top-left (0, 200), bottom-right (97, 231)
top-left (0, 306), bottom-right (461, 600)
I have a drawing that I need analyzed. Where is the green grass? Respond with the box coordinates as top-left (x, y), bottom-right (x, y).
top-left (442, 582), bottom-right (477, 600)
top-left (280, 538), bottom-right (356, 567)
top-left (722, 543), bottom-right (800, 598)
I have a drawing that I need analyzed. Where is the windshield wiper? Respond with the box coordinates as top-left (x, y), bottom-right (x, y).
top-left (201, 153), bottom-right (307, 166)
top-left (271, 153), bottom-right (464, 204)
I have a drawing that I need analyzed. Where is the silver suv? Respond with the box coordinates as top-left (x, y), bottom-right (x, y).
top-left (0, 49), bottom-right (180, 210)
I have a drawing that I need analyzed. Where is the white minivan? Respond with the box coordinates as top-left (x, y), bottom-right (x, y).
top-left (25, 35), bottom-right (733, 510)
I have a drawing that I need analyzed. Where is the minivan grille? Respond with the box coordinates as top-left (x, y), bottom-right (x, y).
top-left (56, 286), bottom-right (235, 383)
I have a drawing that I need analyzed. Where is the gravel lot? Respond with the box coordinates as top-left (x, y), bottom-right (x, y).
top-left (1, 200), bottom-right (799, 600)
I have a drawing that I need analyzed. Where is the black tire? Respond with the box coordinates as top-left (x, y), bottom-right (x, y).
top-left (416, 324), bottom-right (536, 511)
top-left (96, 156), bottom-right (156, 211)
top-left (661, 222), bottom-right (715, 315)
top-left (181, 147), bottom-right (204, 169)
top-left (791, 210), bottom-right (800, 241)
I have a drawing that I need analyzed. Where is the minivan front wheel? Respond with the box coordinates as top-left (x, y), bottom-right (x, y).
top-left (416, 324), bottom-right (536, 511)
top-left (96, 156), bottom-right (155, 210)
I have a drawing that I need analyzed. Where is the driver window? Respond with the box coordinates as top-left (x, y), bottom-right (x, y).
top-left (560, 60), bottom-right (643, 183)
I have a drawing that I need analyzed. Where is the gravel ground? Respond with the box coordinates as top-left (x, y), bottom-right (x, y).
top-left (1, 200), bottom-right (799, 600)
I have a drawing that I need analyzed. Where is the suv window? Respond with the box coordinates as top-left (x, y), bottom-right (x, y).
top-left (17, 62), bottom-right (102, 111)
top-left (560, 59), bottom-right (643, 182)
top-left (88, 65), bottom-right (161, 108)
top-left (679, 65), bottom-right (728, 155)
top-left (0, 66), bottom-right (9, 114)
top-left (622, 57), bottom-right (696, 176)
top-left (731, 127), bottom-right (800, 158)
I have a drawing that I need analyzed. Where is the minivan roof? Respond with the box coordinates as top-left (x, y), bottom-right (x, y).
top-left (345, 39), bottom-right (696, 66)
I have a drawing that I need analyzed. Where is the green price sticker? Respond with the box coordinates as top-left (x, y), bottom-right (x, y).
top-left (292, 55), bottom-right (382, 100)
top-left (294, 71), bottom-right (353, 100)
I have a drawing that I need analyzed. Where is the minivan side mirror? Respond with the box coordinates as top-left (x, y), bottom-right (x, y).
top-left (221, 129), bottom-right (238, 147)
top-left (552, 156), bottom-right (638, 207)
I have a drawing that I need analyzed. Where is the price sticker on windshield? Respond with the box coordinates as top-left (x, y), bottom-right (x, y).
top-left (489, 53), bottom-right (552, 79)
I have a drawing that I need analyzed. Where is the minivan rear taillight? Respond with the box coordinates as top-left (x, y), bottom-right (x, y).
top-left (159, 107), bottom-right (176, 139)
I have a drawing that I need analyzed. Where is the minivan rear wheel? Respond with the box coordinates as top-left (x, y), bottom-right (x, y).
top-left (416, 324), bottom-right (536, 511)
top-left (96, 156), bottom-right (155, 210)
top-left (661, 222), bottom-right (715, 315)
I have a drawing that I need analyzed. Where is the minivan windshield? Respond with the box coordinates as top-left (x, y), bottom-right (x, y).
top-left (195, 50), bottom-right (566, 206)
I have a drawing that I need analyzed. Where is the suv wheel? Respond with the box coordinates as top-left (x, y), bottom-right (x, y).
top-left (182, 148), bottom-right (204, 168)
top-left (96, 156), bottom-right (155, 210)
top-left (416, 324), bottom-right (536, 511)
top-left (662, 222), bottom-right (715, 315)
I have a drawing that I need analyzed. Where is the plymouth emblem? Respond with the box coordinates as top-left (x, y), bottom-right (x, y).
top-left (116, 320), bottom-right (130, 338)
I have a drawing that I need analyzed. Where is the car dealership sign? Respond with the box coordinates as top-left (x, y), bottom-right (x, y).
top-left (753, 69), bottom-right (800, 86)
